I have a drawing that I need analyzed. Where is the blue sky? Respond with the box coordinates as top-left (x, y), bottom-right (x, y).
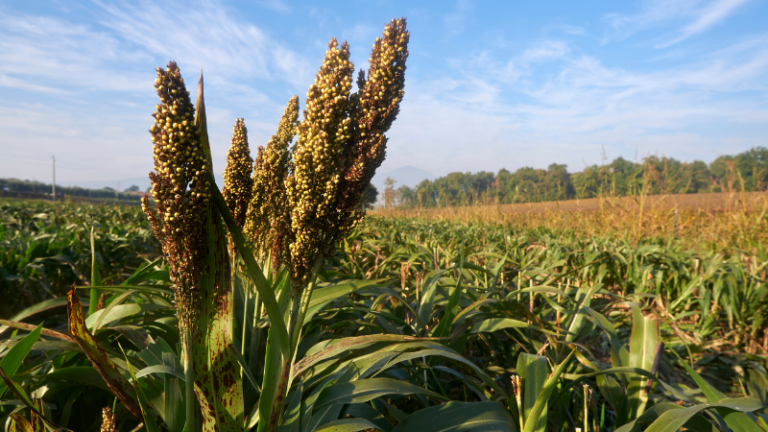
top-left (1, 0), bottom-right (767, 189)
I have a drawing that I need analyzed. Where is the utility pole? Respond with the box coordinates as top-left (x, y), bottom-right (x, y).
top-left (52, 156), bottom-right (56, 200)
top-left (117, 182), bottom-right (120, 200)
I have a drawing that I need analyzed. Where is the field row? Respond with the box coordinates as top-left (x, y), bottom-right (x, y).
top-left (1, 199), bottom-right (766, 431)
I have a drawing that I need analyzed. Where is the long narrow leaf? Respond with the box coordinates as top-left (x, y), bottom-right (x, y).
top-left (390, 401), bottom-right (516, 432)
top-left (66, 286), bottom-right (144, 420)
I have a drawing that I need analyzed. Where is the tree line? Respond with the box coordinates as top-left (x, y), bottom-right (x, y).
top-left (0, 178), bottom-right (144, 202)
top-left (385, 147), bottom-right (768, 208)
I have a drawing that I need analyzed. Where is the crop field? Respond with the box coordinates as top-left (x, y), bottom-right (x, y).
top-left (1, 17), bottom-right (767, 432)
top-left (379, 191), bottom-right (768, 216)
top-left (373, 192), bottom-right (768, 251)
top-left (1, 198), bottom-right (767, 431)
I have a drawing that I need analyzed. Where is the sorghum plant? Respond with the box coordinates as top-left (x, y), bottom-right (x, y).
top-left (62, 18), bottom-right (412, 432)
top-left (259, 20), bottom-right (410, 432)
top-left (142, 64), bottom-right (243, 431)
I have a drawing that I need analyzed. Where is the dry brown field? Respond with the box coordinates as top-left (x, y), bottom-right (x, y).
top-left (371, 191), bottom-right (768, 250)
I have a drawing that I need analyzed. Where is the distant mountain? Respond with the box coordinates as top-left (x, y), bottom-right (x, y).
top-left (371, 165), bottom-right (435, 193)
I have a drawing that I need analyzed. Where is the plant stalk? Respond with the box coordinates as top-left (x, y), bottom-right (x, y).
top-left (88, 224), bottom-right (100, 316)
top-left (208, 172), bottom-right (291, 358)
top-left (184, 328), bottom-right (196, 432)
top-left (265, 258), bottom-right (323, 432)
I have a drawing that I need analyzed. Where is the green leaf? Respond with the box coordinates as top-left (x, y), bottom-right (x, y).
top-left (523, 349), bottom-right (575, 432)
top-left (313, 378), bottom-right (447, 410)
top-left (89, 289), bottom-right (134, 332)
top-left (121, 257), bottom-right (166, 286)
top-left (517, 353), bottom-right (547, 432)
top-left (626, 303), bottom-right (659, 419)
top-left (66, 286), bottom-right (144, 420)
top-left (343, 403), bottom-right (393, 432)
top-left (163, 351), bottom-right (185, 432)
top-left (0, 368), bottom-right (57, 429)
top-left (564, 284), bottom-right (601, 345)
top-left (258, 279), bottom-right (293, 432)
top-left (88, 224), bottom-right (103, 316)
top-left (233, 342), bottom-right (260, 393)
top-left (278, 379), bottom-right (303, 432)
top-left (670, 349), bottom-right (765, 432)
top-left (0, 298), bottom-right (67, 337)
top-left (417, 269), bottom-right (448, 327)
top-left (431, 261), bottom-right (463, 338)
top-left (614, 402), bottom-right (717, 432)
top-left (119, 343), bottom-right (161, 432)
top-left (85, 303), bottom-right (168, 331)
top-left (0, 323), bottom-right (41, 399)
top-left (296, 335), bottom-right (435, 379)
top-left (390, 401), bottom-right (516, 432)
top-left (643, 398), bottom-right (765, 432)
top-left (0, 366), bottom-right (34, 406)
top-left (470, 318), bottom-right (556, 335)
top-left (0, 323), bottom-right (41, 376)
top-left (314, 418), bottom-right (383, 432)
top-left (43, 366), bottom-right (111, 391)
top-left (305, 280), bottom-right (385, 322)
top-left (135, 365), bottom-right (186, 380)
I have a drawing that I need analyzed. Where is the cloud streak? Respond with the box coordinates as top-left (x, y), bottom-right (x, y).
top-left (606, 0), bottom-right (755, 46)
top-left (661, 0), bottom-right (756, 46)
top-left (377, 28), bottom-right (768, 175)
top-left (0, 0), bottom-right (766, 185)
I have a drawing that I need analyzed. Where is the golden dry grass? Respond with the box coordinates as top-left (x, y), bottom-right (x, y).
top-left (371, 191), bottom-right (768, 250)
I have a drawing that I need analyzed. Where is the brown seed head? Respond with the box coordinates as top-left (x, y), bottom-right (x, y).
top-left (338, 18), bottom-right (409, 226)
top-left (286, 39), bottom-right (355, 290)
top-left (245, 96), bottom-right (299, 270)
top-left (222, 118), bottom-right (254, 228)
top-left (101, 407), bottom-right (116, 432)
top-left (142, 61), bottom-right (210, 319)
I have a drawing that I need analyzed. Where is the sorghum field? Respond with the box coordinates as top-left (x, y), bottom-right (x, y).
top-left (2, 17), bottom-right (767, 432)
top-left (2, 197), bottom-right (767, 431)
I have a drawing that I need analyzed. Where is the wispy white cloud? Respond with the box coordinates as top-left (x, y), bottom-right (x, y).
top-left (0, 0), bottom-right (318, 182)
top-left (94, 0), bottom-right (313, 87)
top-left (606, 0), bottom-right (700, 30)
top-left (0, 11), bottom-right (148, 93)
top-left (1, 0), bottom-right (766, 184)
top-left (443, 0), bottom-right (473, 36)
top-left (256, 0), bottom-right (291, 14)
top-left (605, 0), bottom-right (752, 48)
top-left (605, 0), bottom-right (756, 46)
top-left (379, 31), bottom-right (768, 174)
top-left (552, 24), bottom-right (587, 36)
top-left (0, 73), bottom-right (68, 94)
top-left (660, 0), bottom-right (755, 46)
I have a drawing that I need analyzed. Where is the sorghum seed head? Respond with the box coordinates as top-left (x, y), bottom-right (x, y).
top-left (222, 118), bottom-right (254, 228)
